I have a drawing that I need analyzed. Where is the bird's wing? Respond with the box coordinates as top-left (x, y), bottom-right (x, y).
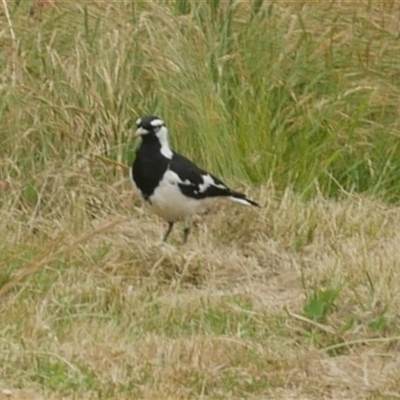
top-left (170, 152), bottom-right (233, 200)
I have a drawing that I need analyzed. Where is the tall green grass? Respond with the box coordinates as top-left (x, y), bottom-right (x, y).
top-left (1, 0), bottom-right (400, 201)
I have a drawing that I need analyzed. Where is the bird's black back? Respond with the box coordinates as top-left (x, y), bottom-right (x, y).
top-left (171, 152), bottom-right (235, 200)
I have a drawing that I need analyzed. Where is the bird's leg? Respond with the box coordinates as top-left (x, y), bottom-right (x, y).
top-left (163, 222), bottom-right (174, 242)
top-left (182, 219), bottom-right (191, 244)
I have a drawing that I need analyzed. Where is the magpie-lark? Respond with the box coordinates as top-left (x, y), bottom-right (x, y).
top-left (131, 115), bottom-right (259, 243)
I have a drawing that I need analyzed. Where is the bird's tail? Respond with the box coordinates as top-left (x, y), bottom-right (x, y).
top-left (229, 191), bottom-right (260, 207)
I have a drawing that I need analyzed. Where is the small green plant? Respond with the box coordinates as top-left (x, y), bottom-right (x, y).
top-left (31, 358), bottom-right (96, 392)
top-left (368, 314), bottom-right (388, 333)
top-left (303, 287), bottom-right (341, 323)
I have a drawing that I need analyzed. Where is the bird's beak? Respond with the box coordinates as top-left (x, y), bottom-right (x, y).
top-left (134, 127), bottom-right (149, 137)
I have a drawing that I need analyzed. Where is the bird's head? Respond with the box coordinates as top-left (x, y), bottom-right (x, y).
top-left (134, 115), bottom-right (172, 158)
top-left (135, 115), bottom-right (166, 138)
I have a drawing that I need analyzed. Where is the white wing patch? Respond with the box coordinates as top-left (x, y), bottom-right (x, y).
top-left (198, 174), bottom-right (227, 193)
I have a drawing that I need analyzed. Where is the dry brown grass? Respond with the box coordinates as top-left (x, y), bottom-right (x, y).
top-left (1, 171), bottom-right (400, 399)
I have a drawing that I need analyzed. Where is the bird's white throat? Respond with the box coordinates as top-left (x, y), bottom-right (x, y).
top-left (156, 126), bottom-right (173, 159)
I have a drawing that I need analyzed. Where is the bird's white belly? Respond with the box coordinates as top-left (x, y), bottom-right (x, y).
top-left (148, 171), bottom-right (208, 222)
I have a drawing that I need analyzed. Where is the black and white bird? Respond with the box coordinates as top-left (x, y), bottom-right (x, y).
top-left (130, 115), bottom-right (259, 243)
